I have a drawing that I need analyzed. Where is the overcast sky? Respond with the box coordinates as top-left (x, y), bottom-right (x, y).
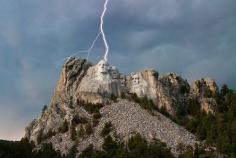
top-left (0, 0), bottom-right (236, 140)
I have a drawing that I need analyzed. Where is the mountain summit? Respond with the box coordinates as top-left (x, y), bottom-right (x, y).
top-left (25, 58), bottom-right (219, 156)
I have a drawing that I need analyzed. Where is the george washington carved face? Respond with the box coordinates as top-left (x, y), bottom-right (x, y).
top-left (97, 60), bottom-right (109, 74)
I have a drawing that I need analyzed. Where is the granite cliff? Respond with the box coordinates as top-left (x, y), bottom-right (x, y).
top-left (25, 58), bottom-right (219, 157)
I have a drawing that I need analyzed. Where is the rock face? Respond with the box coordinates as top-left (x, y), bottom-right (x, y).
top-left (25, 58), bottom-right (220, 156)
top-left (191, 78), bottom-right (219, 114)
top-left (77, 60), bottom-right (125, 104)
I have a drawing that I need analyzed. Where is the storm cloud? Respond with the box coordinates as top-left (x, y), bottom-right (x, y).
top-left (0, 0), bottom-right (236, 140)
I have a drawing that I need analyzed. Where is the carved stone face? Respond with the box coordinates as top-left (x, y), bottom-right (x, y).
top-left (132, 74), bottom-right (139, 84)
top-left (97, 60), bottom-right (109, 74)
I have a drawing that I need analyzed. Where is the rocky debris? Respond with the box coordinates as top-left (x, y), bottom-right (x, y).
top-left (28, 100), bottom-right (197, 156)
top-left (191, 78), bottom-right (219, 114)
top-left (98, 100), bottom-right (197, 155)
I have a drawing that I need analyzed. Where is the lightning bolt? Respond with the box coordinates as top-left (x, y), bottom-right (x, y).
top-left (100, 0), bottom-right (110, 62)
top-left (56, 0), bottom-right (110, 66)
top-left (86, 32), bottom-right (101, 60)
top-left (71, 0), bottom-right (110, 62)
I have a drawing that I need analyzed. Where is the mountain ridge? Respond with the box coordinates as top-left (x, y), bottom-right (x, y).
top-left (24, 58), bottom-right (220, 157)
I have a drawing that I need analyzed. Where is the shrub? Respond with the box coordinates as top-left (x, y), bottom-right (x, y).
top-left (36, 129), bottom-right (43, 144)
top-left (78, 133), bottom-right (175, 158)
top-left (102, 135), bottom-right (118, 151)
top-left (92, 111), bottom-right (101, 127)
top-left (59, 120), bottom-right (69, 133)
top-left (85, 123), bottom-right (93, 135)
top-left (121, 92), bottom-right (126, 99)
top-left (33, 143), bottom-right (61, 158)
top-left (42, 130), bottom-right (56, 140)
top-left (72, 115), bottom-right (88, 124)
top-left (159, 106), bottom-right (170, 117)
top-left (128, 133), bottom-right (147, 151)
top-left (79, 145), bottom-right (98, 158)
top-left (130, 93), bottom-right (157, 112)
top-left (93, 111), bottom-right (102, 119)
top-left (42, 105), bottom-right (47, 114)
top-left (77, 99), bottom-right (104, 114)
top-left (180, 85), bottom-right (190, 94)
top-left (111, 93), bottom-right (117, 102)
top-left (70, 125), bottom-right (77, 141)
top-left (77, 126), bottom-right (85, 138)
top-left (101, 122), bottom-right (113, 137)
top-left (66, 144), bottom-right (78, 158)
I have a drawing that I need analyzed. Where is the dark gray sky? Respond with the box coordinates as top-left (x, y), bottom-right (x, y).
top-left (0, 0), bottom-right (236, 140)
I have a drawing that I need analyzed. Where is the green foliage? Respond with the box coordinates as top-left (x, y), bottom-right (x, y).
top-left (70, 125), bottom-right (77, 141)
top-left (172, 85), bottom-right (236, 157)
top-left (121, 92), bottom-right (126, 99)
top-left (111, 93), bottom-right (118, 102)
top-left (41, 130), bottom-right (56, 141)
top-left (59, 120), bottom-right (69, 133)
top-left (77, 100), bottom-right (104, 114)
top-left (37, 129), bottom-right (43, 144)
top-left (130, 93), bottom-right (157, 113)
top-left (36, 129), bottom-right (56, 144)
top-left (159, 106), bottom-right (170, 116)
top-left (92, 111), bottom-right (102, 127)
top-left (186, 99), bottom-right (201, 116)
top-left (66, 145), bottom-right (77, 158)
top-left (42, 105), bottom-right (47, 114)
top-left (71, 115), bottom-right (88, 124)
top-left (33, 143), bottom-right (61, 158)
top-left (0, 138), bottom-right (34, 158)
top-left (204, 88), bottom-right (213, 98)
top-left (77, 126), bottom-right (86, 138)
top-left (178, 144), bottom-right (216, 158)
top-left (0, 139), bottom-right (61, 158)
top-left (128, 133), bottom-right (147, 152)
top-left (0, 134), bottom-right (174, 158)
top-left (127, 134), bottom-right (173, 158)
top-left (102, 135), bottom-right (118, 152)
top-left (101, 122), bottom-right (113, 137)
top-left (85, 123), bottom-right (93, 135)
top-left (68, 96), bottom-right (74, 109)
top-left (180, 85), bottom-right (190, 94)
top-left (220, 84), bottom-right (233, 97)
top-left (79, 133), bottom-right (174, 158)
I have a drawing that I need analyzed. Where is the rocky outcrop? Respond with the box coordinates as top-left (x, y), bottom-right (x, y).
top-left (191, 78), bottom-right (219, 114)
top-left (53, 58), bottom-right (194, 116)
top-left (25, 58), bottom-right (221, 157)
top-left (157, 73), bottom-right (190, 115)
top-left (126, 71), bottom-right (190, 115)
top-left (191, 78), bottom-right (218, 98)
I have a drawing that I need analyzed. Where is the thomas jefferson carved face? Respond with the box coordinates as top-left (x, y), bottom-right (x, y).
top-left (97, 60), bottom-right (109, 74)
